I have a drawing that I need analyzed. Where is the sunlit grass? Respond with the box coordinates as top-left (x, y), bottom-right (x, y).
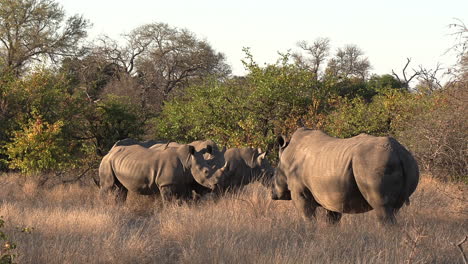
top-left (0, 173), bottom-right (466, 263)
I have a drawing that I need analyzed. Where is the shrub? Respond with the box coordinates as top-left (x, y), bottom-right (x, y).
top-left (396, 86), bottom-right (467, 181)
top-left (4, 115), bottom-right (74, 174)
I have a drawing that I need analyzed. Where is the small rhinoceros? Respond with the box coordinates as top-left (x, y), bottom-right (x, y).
top-left (98, 140), bottom-right (224, 204)
top-left (212, 147), bottom-right (274, 192)
top-left (272, 128), bottom-right (419, 224)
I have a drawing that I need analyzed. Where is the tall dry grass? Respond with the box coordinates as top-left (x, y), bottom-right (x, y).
top-left (0, 173), bottom-right (466, 264)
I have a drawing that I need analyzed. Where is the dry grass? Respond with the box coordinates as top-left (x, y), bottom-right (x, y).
top-left (0, 173), bottom-right (467, 264)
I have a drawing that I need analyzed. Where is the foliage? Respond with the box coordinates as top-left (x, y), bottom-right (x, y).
top-left (82, 95), bottom-right (146, 156)
top-left (323, 89), bottom-right (418, 138)
top-left (0, 70), bottom-right (86, 172)
top-left (0, 69), bottom-right (145, 173)
top-left (396, 85), bottom-right (467, 181)
top-left (155, 51), bottom-right (319, 151)
top-left (4, 115), bottom-right (73, 173)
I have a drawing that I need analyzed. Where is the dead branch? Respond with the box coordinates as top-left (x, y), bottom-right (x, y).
top-left (392, 58), bottom-right (421, 89)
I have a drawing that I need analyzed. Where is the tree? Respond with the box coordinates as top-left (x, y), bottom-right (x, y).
top-left (326, 44), bottom-right (371, 79)
top-left (95, 22), bottom-right (231, 111)
top-left (0, 0), bottom-right (89, 76)
top-left (293, 37), bottom-right (331, 80)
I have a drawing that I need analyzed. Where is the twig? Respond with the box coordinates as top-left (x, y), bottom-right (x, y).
top-left (453, 235), bottom-right (467, 264)
top-left (61, 167), bottom-right (92, 184)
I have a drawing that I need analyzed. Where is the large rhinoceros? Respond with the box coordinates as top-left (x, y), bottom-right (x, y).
top-left (98, 141), bottom-right (224, 204)
top-left (271, 128), bottom-right (419, 224)
top-left (212, 147), bottom-right (274, 192)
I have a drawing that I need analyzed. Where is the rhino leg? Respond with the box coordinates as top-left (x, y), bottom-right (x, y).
top-left (291, 187), bottom-right (318, 220)
top-left (160, 184), bottom-right (191, 205)
top-left (114, 186), bottom-right (128, 204)
top-left (374, 206), bottom-right (397, 224)
top-left (99, 175), bottom-right (128, 204)
top-left (325, 210), bottom-right (342, 225)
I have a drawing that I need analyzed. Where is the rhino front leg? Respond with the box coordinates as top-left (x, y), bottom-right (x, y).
top-left (291, 188), bottom-right (318, 220)
top-left (325, 210), bottom-right (342, 225)
top-left (160, 184), bottom-right (191, 205)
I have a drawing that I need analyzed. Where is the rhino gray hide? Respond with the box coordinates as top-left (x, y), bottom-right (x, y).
top-left (98, 142), bottom-right (222, 204)
top-left (272, 128), bottom-right (419, 224)
top-left (213, 147), bottom-right (274, 192)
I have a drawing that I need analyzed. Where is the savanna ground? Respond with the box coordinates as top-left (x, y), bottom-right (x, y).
top-left (0, 173), bottom-right (466, 264)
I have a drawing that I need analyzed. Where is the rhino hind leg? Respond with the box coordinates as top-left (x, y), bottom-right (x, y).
top-left (291, 188), bottom-right (319, 220)
top-left (114, 185), bottom-right (128, 204)
top-left (374, 206), bottom-right (397, 225)
top-left (325, 210), bottom-right (342, 225)
top-left (99, 172), bottom-right (128, 204)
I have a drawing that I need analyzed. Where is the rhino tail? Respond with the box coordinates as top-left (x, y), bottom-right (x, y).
top-left (392, 138), bottom-right (419, 208)
top-left (92, 177), bottom-right (100, 188)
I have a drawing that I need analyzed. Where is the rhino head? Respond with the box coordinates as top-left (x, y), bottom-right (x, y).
top-left (208, 147), bottom-right (275, 191)
top-left (253, 148), bottom-right (275, 187)
top-left (178, 145), bottom-right (227, 190)
top-left (271, 135), bottom-right (291, 200)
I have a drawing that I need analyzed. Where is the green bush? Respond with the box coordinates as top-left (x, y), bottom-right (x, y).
top-left (154, 52), bottom-right (319, 151)
top-left (4, 115), bottom-right (74, 174)
top-left (323, 89), bottom-right (417, 138)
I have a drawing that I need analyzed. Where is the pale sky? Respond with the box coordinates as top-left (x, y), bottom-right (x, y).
top-left (58, 0), bottom-right (467, 76)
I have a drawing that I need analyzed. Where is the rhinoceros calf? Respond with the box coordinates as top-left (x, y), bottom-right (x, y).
top-left (272, 128), bottom-right (419, 224)
top-left (98, 142), bottom-right (222, 204)
top-left (212, 147), bottom-right (274, 192)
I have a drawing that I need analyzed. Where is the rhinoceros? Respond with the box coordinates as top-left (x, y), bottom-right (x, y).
top-left (212, 147), bottom-right (274, 192)
top-left (98, 142), bottom-right (224, 204)
top-left (271, 128), bottom-right (419, 224)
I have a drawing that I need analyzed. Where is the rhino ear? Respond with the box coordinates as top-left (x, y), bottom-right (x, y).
top-left (188, 145), bottom-right (195, 155)
top-left (179, 145), bottom-right (196, 169)
top-left (206, 145), bottom-right (213, 155)
top-left (257, 152), bottom-right (267, 165)
top-left (277, 135), bottom-right (287, 148)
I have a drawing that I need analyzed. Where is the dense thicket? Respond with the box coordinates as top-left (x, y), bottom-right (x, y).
top-left (0, 0), bottom-right (466, 182)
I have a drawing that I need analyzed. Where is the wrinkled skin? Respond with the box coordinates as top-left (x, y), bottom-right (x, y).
top-left (212, 147), bottom-right (275, 192)
top-left (272, 128), bottom-right (419, 224)
top-left (98, 142), bottom-right (221, 204)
